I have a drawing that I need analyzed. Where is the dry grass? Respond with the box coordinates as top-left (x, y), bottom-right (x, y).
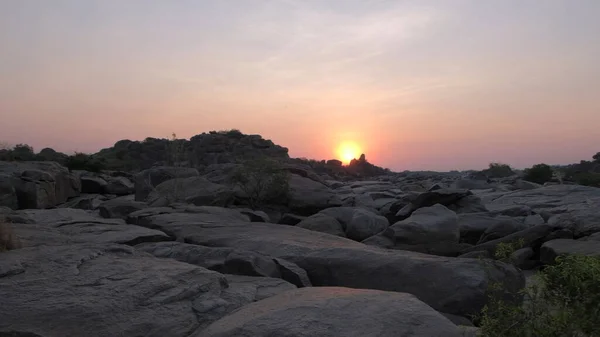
top-left (0, 222), bottom-right (22, 252)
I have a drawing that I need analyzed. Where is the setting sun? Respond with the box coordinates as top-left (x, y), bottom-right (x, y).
top-left (336, 141), bottom-right (361, 165)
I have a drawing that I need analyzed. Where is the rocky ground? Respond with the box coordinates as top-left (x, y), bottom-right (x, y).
top-left (1, 153), bottom-right (600, 336)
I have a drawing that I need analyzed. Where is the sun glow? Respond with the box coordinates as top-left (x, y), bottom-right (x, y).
top-left (336, 141), bottom-right (361, 165)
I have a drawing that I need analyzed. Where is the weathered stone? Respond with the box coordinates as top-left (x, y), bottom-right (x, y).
top-left (0, 174), bottom-right (18, 209)
top-left (147, 177), bottom-right (234, 207)
top-left (80, 176), bottom-right (107, 194)
top-left (105, 176), bottom-right (135, 195)
top-left (540, 239), bottom-right (600, 264)
top-left (59, 194), bottom-right (108, 210)
top-left (287, 174), bottom-right (342, 215)
top-left (296, 213), bottom-right (346, 237)
top-left (278, 213), bottom-right (306, 226)
top-left (478, 218), bottom-right (527, 244)
top-left (464, 225), bottom-right (554, 255)
top-left (134, 166), bottom-right (199, 201)
top-left (320, 207), bottom-right (389, 241)
top-left (198, 287), bottom-right (464, 337)
top-left (510, 247), bottom-right (535, 269)
top-left (128, 211), bottom-right (524, 316)
top-left (395, 189), bottom-right (472, 220)
top-left (136, 241), bottom-right (311, 287)
top-left (99, 197), bottom-right (148, 219)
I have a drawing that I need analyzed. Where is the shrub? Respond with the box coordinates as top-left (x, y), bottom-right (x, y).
top-left (493, 238), bottom-right (525, 261)
top-left (485, 163), bottom-right (515, 178)
top-left (230, 158), bottom-right (290, 209)
top-left (63, 152), bottom-right (106, 172)
top-left (573, 172), bottom-right (600, 187)
top-left (0, 222), bottom-right (22, 252)
top-left (479, 254), bottom-right (600, 337)
top-left (523, 163), bottom-right (554, 184)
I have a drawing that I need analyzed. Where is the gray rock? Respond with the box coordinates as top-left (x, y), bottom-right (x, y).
top-left (465, 225), bottom-right (554, 255)
top-left (0, 244), bottom-right (249, 336)
top-left (580, 232), bottom-right (600, 241)
top-left (478, 218), bottom-right (527, 244)
top-left (510, 247), bottom-right (535, 269)
top-left (485, 204), bottom-right (533, 217)
top-left (396, 188), bottom-right (472, 220)
top-left (221, 274), bottom-right (297, 305)
top-left (198, 287), bottom-right (464, 337)
top-left (458, 213), bottom-right (509, 245)
top-left (128, 211), bottom-right (524, 316)
top-left (320, 207), bottom-right (389, 241)
top-left (458, 250), bottom-right (492, 259)
top-left (278, 213), bottom-right (306, 226)
top-left (376, 204), bottom-right (460, 255)
top-left (237, 209), bottom-right (270, 222)
top-left (0, 173), bottom-right (18, 209)
top-left (485, 185), bottom-right (600, 237)
top-left (135, 166), bottom-right (199, 201)
top-left (148, 177), bottom-right (234, 207)
top-left (99, 197), bottom-right (148, 219)
top-left (136, 241), bottom-right (311, 287)
top-left (442, 313), bottom-right (474, 326)
top-left (296, 213), bottom-right (346, 237)
top-left (540, 239), bottom-right (600, 264)
top-left (80, 176), bottom-right (107, 194)
top-left (105, 176), bottom-right (135, 195)
top-left (287, 174), bottom-right (342, 215)
top-left (59, 194), bottom-right (108, 210)
top-left (543, 228), bottom-right (574, 241)
top-left (524, 214), bottom-right (545, 226)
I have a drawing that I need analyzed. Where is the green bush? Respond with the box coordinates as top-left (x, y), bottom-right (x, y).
top-left (523, 163), bottom-right (554, 184)
top-left (63, 153), bottom-right (106, 172)
top-left (485, 163), bottom-right (515, 178)
top-left (479, 255), bottom-right (600, 337)
top-left (574, 172), bottom-right (600, 187)
top-left (230, 158), bottom-right (290, 209)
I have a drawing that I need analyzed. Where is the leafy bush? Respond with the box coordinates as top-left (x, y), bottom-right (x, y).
top-left (63, 153), bottom-right (106, 172)
top-left (479, 255), bottom-right (600, 337)
top-left (523, 163), bottom-right (554, 184)
top-left (0, 222), bottom-right (21, 252)
top-left (485, 163), bottom-right (515, 178)
top-left (230, 158), bottom-right (290, 209)
top-left (573, 172), bottom-right (600, 187)
top-left (494, 238), bottom-right (525, 261)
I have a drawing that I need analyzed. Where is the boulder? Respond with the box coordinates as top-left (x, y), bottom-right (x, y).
top-left (477, 218), bottom-right (527, 244)
top-left (199, 287), bottom-right (464, 337)
top-left (99, 197), bottom-right (148, 219)
top-left (278, 213), bottom-right (306, 226)
top-left (464, 225), bottom-right (554, 255)
top-left (80, 175), bottom-right (108, 194)
top-left (296, 213), bottom-right (346, 237)
top-left (128, 211), bottom-right (524, 317)
top-left (137, 242), bottom-right (311, 287)
top-left (147, 177), bottom-right (234, 207)
top-left (395, 189), bottom-right (472, 220)
top-left (0, 161), bottom-right (80, 209)
top-left (371, 204), bottom-right (460, 255)
top-left (58, 194), bottom-right (108, 210)
top-left (510, 247), bottom-right (536, 269)
top-left (540, 239), bottom-right (600, 264)
top-left (320, 207), bottom-right (389, 241)
top-left (134, 166), bottom-right (199, 201)
top-left (0, 244), bottom-right (256, 336)
top-left (287, 174), bottom-right (342, 215)
top-left (105, 176), bottom-right (135, 195)
top-left (0, 173), bottom-right (18, 209)
top-left (458, 214), bottom-right (510, 245)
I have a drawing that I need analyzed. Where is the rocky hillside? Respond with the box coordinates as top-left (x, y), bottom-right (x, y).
top-left (2, 140), bottom-right (600, 335)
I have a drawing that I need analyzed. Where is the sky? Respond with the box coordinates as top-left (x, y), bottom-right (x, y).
top-left (1, 0), bottom-right (599, 171)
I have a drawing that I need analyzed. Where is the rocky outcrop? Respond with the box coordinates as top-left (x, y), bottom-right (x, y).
top-left (147, 176), bottom-right (234, 207)
top-left (137, 241), bottom-right (311, 287)
top-left (0, 161), bottom-right (81, 209)
top-left (199, 287), bottom-right (464, 337)
top-left (134, 166), bottom-right (199, 201)
top-left (127, 210), bottom-right (524, 317)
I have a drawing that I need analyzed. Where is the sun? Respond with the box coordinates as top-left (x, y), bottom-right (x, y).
top-left (336, 141), bottom-right (361, 165)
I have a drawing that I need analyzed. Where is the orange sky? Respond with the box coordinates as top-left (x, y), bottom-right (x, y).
top-left (1, 1), bottom-right (599, 170)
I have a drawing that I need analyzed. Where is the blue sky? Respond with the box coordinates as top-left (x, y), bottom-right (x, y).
top-left (1, 0), bottom-right (599, 170)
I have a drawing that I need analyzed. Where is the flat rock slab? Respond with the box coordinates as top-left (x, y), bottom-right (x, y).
top-left (0, 244), bottom-right (256, 337)
top-left (540, 239), bottom-right (600, 264)
top-left (197, 287), bottom-right (463, 337)
top-left (129, 211), bottom-right (524, 317)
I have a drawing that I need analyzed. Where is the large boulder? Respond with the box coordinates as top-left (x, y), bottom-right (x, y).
top-left (105, 176), bottom-right (135, 195)
top-left (147, 177), bottom-right (234, 207)
top-left (0, 161), bottom-right (80, 209)
top-left (296, 213), bottom-right (346, 237)
top-left (477, 217), bottom-right (528, 244)
top-left (287, 174), bottom-right (342, 215)
top-left (0, 244), bottom-right (265, 336)
top-left (395, 189), bottom-right (473, 220)
top-left (128, 211), bottom-right (524, 317)
top-left (99, 196), bottom-right (148, 219)
top-left (320, 207), bottom-right (389, 241)
top-left (137, 241), bottom-right (311, 287)
top-left (0, 173), bottom-right (18, 209)
top-left (199, 287), bottom-right (464, 337)
top-left (540, 239), bottom-right (600, 264)
top-left (134, 166), bottom-right (199, 201)
top-left (463, 224), bottom-right (555, 255)
top-left (80, 175), bottom-right (108, 194)
top-left (367, 204), bottom-right (460, 255)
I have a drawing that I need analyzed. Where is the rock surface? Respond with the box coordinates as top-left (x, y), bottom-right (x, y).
top-left (540, 239), bottom-right (600, 264)
top-left (198, 287), bottom-right (464, 337)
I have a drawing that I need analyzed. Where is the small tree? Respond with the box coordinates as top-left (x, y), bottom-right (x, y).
top-left (230, 158), bottom-right (290, 210)
top-left (63, 152), bottom-right (105, 172)
top-left (523, 163), bottom-right (554, 184)
top-left (485, 163), bottom-right (515, 178)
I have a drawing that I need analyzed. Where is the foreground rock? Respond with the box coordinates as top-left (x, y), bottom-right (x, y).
top-left (0, 244), bottom-right (266, 337)
top-left (198, 287), bottom-right (463, 337)
top-left (128, 210), bottom-right (524, 316)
